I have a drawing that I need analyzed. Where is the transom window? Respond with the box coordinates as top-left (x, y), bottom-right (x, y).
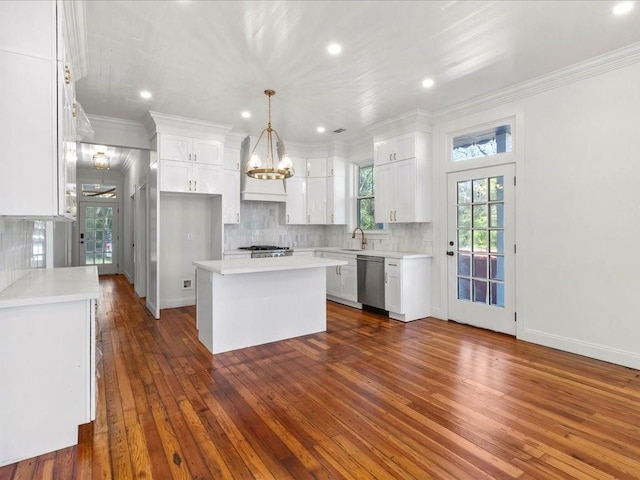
top-left (82, 183), bottom-right (117, 198)
top-left (452, 124), bottom-right (512, 162)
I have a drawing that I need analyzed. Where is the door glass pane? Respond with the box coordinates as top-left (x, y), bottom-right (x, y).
top-left (458, 253), bottom-right (471, 276)
top-left (473, 280), bottom-right (487, 303)
top-left (472, 205), bottom-right (487, 228)
top-left (489, 230), bottom-right (504, 253)
top-left (458, 230), bottom-right (471, 251)
top-left (490, 256), bottom-right (504, 281)
top-left (489, 204), bottom-right (503, 228)
top-left (472, 179), bottom-right (487, 202)
top-left (473, 254), bottom-right (488, 278)
top-left (457, 181), bottom-right (471, 204)
top-left (457, 206), bottom-right (471, 228)
top-left (458, 278), bottom-right (471, 301)
top-left (490, 282), bottom-right (505, 307)
top-left (489, 176), bottom-right (504, 201)
top-left (472, 230), bottom-right (487, 252)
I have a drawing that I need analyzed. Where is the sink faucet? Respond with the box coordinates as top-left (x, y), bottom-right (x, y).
top-left (352, 227), bottom-right (367, 250)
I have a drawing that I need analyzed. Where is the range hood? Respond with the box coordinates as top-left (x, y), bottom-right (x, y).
top-left (240, 136), bottom-right (287, 202)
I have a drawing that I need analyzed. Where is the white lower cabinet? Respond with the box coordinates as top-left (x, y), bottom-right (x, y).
top-left (384, 257), bottom-right (431, 322)
top-left (322, 253), bottom-right (358, 305)
top-left (160, 159), bottom-right (222, 194)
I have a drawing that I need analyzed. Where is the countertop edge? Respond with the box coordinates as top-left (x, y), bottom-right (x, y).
top-left (193, 257), bottom-right (347, 275)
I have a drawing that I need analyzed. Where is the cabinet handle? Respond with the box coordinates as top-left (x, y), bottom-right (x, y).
top-left (194, 180), bottom-right (197, 191)
top-left (287, 214), bottom-right (290, 223)
top-left (388, 263), bottom-right (398, 267)
top-left (389, 153), bottom-right (392, 161)
top-left (236, 213), bottom-right (240, 222)
top-left (189, 180), bottom-right (192, 191)
top-left (194, 154), bottom-right (197, 162)
top-left (390, 211), bottom-right (393, 221)
top-left (307, 214), bottom-right (310, 223)
top-left (64, 65), bottom-right (71, 84)
top-left (385, 272), bottom-right (388, 284)
top-left (336, 266), bottom-right (339, 275)
top-left (393, 153), bottom-right (397, 161)
top-left (331, 214), bottom-right (334, 223)
top-left (72, 103), bottom-right (77, 117)
top-left (394, 210), bottom-right (397, 221)
top-left (236, 162), bottom-right (240, 170)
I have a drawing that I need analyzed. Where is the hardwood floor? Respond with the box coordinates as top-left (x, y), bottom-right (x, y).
top-left (1, 274), bottom-right (639, 479)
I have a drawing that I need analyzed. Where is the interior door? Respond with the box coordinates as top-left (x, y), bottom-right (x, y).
top-left (447, 164), bottom-right (515, 335)
top-left (79, 202), bottom-right (119, 275)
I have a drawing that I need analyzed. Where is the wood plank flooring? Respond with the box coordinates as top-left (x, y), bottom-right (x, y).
top-left (2, 274), bottom-right (639, 479)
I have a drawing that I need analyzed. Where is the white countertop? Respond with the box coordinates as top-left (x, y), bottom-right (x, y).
top-left (193, 256), bottom-right (347, 275)
top-left (315, 247), bottom-right (432, 259)
top-left (0, 266), bottom-right (99, 309)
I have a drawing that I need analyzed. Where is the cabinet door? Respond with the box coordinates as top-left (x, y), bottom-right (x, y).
top-left (224, 148), bottom-right (241, 171)
top-left (374, 163), bottom-right (394, 223)
top-left (394, 159), bottom-right (417, 223)
top-left (0, 1), bottom-right (55, 59)
top-left (285, 177), bottom-right (306, 224)
top-left (374, 140), bottom-right (393, 165)
top-left (341, 263), bottom-right (358, 302)
top-left (325, 260), bottom-right (341, 297)
top-left (192, 164), bottom-right (222, 194)
top-left (160, 160), bottom-right (190, 192)
top-left (385, 260), bottom-right (403, 313)
top-left (306, 157), bottom-right (327, 177)
top-left (307, 176), bottom-right (327, 224)
top-left (394, 133), bottom-right (417, 162)
top-left (160, 135), bottom-right (191, 162)
top-left (223, 169), bottom-right (240, 224)
top-left (193, 139), bottom-right (223, 165)
top-left (290, 157), bottom-right (307, 177)
top-left (327, 177), bottom-right (346, 225)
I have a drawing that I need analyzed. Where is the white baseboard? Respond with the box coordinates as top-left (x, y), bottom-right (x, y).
top-left (520, 328), bottom-right (640, 370)
top-left (160, 296), bottom-right (195, 310)
top-left (326, 296), bottom-right (362, 310)
top-left (123, 270), bottom-right (133, 284)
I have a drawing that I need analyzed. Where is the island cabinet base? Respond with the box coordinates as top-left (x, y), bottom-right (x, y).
top-left (196, 267), bottom-right (327, 354)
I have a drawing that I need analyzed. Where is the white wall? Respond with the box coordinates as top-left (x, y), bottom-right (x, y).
top-left (434, 60), bottom-right (640, 369)
top-left (122, 150), bottom-right (150, 284)
top-left (0, 218), bottom-right (42, 292)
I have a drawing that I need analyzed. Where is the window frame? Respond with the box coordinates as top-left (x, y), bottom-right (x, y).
top-left (353, 161), bottom-right (386, 234)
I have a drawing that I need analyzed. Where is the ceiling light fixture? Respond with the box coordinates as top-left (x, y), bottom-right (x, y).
top-left (140, 90), bottom-right (152, 99)
top-left (327, 43), bottom-right (342, 55)
top-left (613, 1), bottom-right (633, 15)
top-left (244, 89), bottom-right (294, 180)
top-left (421, 78), bottom-right (435, 88)
top-left (241, 111), bottom-right (251, 118)
top-left (92, 151), bottom-right (110, 170)
top-left (317, 126), bottom-right (326, 133)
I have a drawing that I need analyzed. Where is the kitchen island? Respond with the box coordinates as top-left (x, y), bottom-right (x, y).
top-left (193, 256), bottom-right (347, 354)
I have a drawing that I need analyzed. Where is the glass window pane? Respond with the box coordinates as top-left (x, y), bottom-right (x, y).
top-left (358, 198), bottom-right (378, 230)
top-left (490, 256), bottom-right (504, 281)
top-left (85, 254), bottom-right (94, 264)
top-left (86, 207), bottom-right (95, 217)
top-left (457, 181), bottom-right (471, 204)
top-left (472, 230), bottom-right (487, 252)
top-left (82, 184), bottom-right (117, 198)
top-left (458, 278), bottom-right (471, 301)
top-left (85, 219), bottom-right (94, 230)
top-left (95, 242), bottom-right (103, 253)
top-left (95, 230), bottom-right (104, 241)
top-left (473, 205), bottom-right (488, 228)
top-left (458, 253), bottom-right (471, 276)
top-left (457, 206), bottom-right (471, 228)
top-left (473, 280), bottom-right (488, 303)
top-left (472, 178), bottom-right (487, 203)
top-left (86, 241), bottom-right (94, 253)
top-left (489, 230), bottom-right (504, 253)
top-left (95, 219), bottom-right (105, 229)
top-left (489, 176), bottom-right (504, 201)
top-left (358, 165), bottom-right (374, 197)
top-left (489, 204), bottom-right (504, 228)
top-left (490, 282), bottom-right (505, 307)
top-left (452, 125), bottom-right (512, 162)
top-left (104, 253), bottom-right (113, 264)
top-left (473, 254), bottom-right (488, 279)
top-left (458, 229), bottom-right (472, 252)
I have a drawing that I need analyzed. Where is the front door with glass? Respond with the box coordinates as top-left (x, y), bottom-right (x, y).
top-left (447, 164), bottom-right (515, 335)
top-left (79, 202), bottom-right (118, 275)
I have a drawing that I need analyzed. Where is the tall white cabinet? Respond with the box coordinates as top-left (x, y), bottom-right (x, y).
top-left (223, 147), bottom-right (241, 224)
top-left (0, 0), bottom-right (81, 218)
top-left (373, 130), bottom-right (431, 224)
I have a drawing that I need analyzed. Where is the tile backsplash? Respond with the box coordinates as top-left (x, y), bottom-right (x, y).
top-left (0, 218), bottom-right (44, 292)
top-left (224, 202), bottom-right (432, 254)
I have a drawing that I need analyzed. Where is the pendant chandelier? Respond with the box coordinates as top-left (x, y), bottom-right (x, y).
top-left (244, 89), bottom-right (294, 180)
top-left (92, 151), bottom-right (110, 170)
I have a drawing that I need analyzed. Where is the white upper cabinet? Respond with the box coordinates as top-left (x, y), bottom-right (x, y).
top-left (223, 147), bottom-right (241, 171)
top-left (158, 134), bottom-right (223, 194)
top-left (222, 169), bottom-right (240, 224)
top-left (327, 156), bottom-right (346, 225)
top-left (285, 176), bottom-right (307, 224)
top-left (159, 135), bottom-right (223, 165)
top-left (0, 0), bottom-right (77, 218)
top-left (374, 132), bottom-right (428, 165)
top-left (306, 157), bottom-right (327, 177)
top-left (306, 176), bottom-right (327, 224)
top-left (374, 131), bottom-right (431, 223)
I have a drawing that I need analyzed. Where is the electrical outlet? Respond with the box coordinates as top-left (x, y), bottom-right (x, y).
top-left (182, 279), bottom-right (192, 290)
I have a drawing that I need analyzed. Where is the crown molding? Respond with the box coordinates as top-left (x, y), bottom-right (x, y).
top-left (366, 109), bottom-right (434, 141)
top-left (144, 111), bottom-right (233, 140)
top-left (435, 41), bottom-right (640, 121)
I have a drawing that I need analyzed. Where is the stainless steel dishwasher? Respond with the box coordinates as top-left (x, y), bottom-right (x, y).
top-left (357, 255), bottom-right (386, 310)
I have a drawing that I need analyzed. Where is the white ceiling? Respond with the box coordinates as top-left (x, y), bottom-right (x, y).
top-left (75, 0), bottom-right (640, 154)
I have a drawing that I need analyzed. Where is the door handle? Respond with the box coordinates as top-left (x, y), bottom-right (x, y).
top-left (446, 251), bottom-right (455, 256)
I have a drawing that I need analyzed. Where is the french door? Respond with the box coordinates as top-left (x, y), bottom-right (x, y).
top-left (447, 164), bottom-right (515, 335)
top-left (79, 202), bottom-right (119, 275)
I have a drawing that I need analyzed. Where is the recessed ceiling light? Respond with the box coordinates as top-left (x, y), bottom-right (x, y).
top-left (241, 111), bottom-right (251, 118)
top-left (140, 90), bottom-right (152, 99)
top-left (613, 1), bottom-right (634, 15)
top-left (317, 126), bottom-right (326, 133)
top-left (421, 78), bottom-right (435, 88)
top-left (327, 43), bottom-right (342, 55)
